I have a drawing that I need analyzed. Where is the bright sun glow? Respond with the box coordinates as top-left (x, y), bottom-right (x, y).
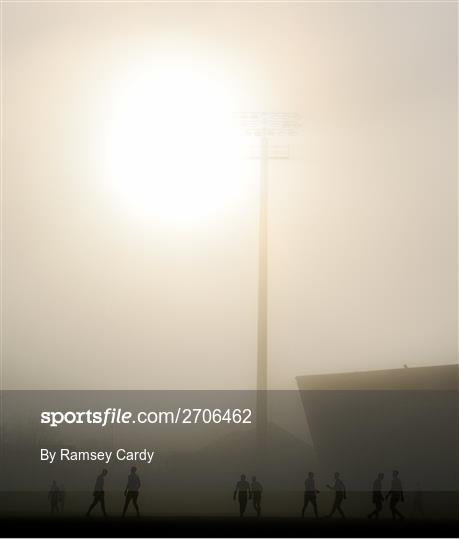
top-left (102, 59), bottom-right (251, 226)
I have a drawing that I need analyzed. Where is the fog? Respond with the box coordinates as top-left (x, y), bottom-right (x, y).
top-left (2, 1), bottom-right (457, 390)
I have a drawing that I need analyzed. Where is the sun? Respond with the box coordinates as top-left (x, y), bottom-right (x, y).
top-left (100, 58), bottom-right (251, 227)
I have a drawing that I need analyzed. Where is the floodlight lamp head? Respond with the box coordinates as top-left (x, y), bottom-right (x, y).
top-left (237, 111), bottom-right (302, 136)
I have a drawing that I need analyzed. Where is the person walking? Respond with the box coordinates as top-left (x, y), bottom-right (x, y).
top-left (326, 472), bottom-right (346, 519)
top-left (368, 473), bottom-right (384, 519)
top-left (122, 466), bottom-right (141, 517)
top-left (86, 469), bottom-right (108, 517)
top-left (301, 472), bottom-right (320, 518)
top-left (385, 470), bottom-right (405, 520)
top-left (48, 480), bottom-right (60, 514)
top-left (251, 476), bottom-right (263, 517)
top-left (233, 474), bottom-right (251, 517)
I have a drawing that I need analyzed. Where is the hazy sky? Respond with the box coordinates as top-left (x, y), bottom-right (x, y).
top-left (2, 1), bottom-right (457, 390)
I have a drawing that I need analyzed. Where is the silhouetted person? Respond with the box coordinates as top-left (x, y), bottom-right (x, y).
top-left (385, 470), bottom-right (404, 520)
top-left (59, 483), bottom-right (66, 512)
top-left (327, 472), bottom-right (346, 519)
top-left (233, 474), bottom-right (251, 517)
top-left (251, 476), bottom-right (263, 517)
top-left (122, 466), bottom-right (141, 517)
top-left (301, 472), bottom-right (319, 518)
top-left (413, 482), bottom-right (424, 518)
top-left (48, 480), bottom-right (60, 514)
top-left (368, 473), bottom-right (384, 519)
top-left (86, 469), bottom-right (108, 517)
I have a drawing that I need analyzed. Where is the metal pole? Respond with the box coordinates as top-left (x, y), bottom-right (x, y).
top-left (257, 135), bottom-right (268, 447)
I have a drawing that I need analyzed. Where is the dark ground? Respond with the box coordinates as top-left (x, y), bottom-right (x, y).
top-left (1, 516), bottom-right (458, 538)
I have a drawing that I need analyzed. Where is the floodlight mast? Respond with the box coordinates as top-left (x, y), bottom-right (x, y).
top-left (239, 112), bottom-right (301, 448)
top-left (258, 134), bottom-right (269, 449)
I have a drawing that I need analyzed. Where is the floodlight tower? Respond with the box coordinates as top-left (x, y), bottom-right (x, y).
top-left (239, 112), bottom-right (301, 447)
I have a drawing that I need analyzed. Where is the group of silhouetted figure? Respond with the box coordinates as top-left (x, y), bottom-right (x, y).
top-left (233, 475), bottom-right (263, 517)
top-left (301, 470), bottom-right (413, 521)
top-left (301, 471), bottom-right (347, 519)
top-left (367, 471), bottom-right (406, 520)
top-left (86, 466), bottom-right (141, 517)
top-left (50, 466), bottom-right (141, 517)
top-left (233, 469), bottom-right (413, 520)
top-left (49, 467), bottom-right (423, 521)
